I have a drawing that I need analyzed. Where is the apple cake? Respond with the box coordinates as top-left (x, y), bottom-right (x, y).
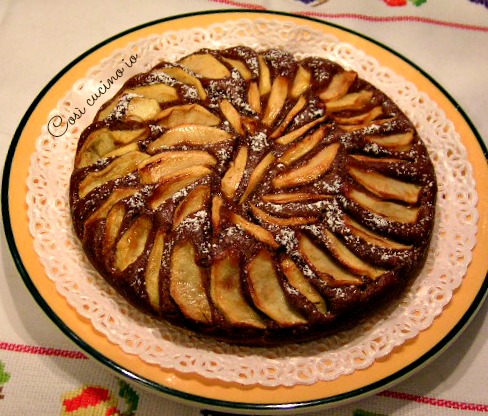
top-left (69, 47), bottom-right (437, 346)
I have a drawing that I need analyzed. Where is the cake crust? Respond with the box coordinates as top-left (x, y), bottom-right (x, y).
top-left (70, 47), bottom-right (436, 346)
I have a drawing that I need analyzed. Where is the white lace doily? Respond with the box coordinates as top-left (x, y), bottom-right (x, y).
top-left (26, 18), bottom-right (478, 387)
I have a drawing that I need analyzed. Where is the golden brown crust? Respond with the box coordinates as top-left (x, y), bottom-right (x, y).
top-left (70, 47), bottom-right (436, 346)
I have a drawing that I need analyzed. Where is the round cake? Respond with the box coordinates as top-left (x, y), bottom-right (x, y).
top-left (69, 47), bottom-right (437, 346)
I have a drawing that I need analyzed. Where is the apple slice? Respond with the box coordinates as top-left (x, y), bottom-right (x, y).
top-left (247, 82), bottom-right (261, 114)
top-left (210, 254), bottom-right (266, 328)
top-left (156, 67), bottom-right (207, 100)
top-left (262, 192), bottom-right (332, 204)
top-left (262, 76), bottom-right (289, 126)
top-left (275, 116), bottom-right (327, 146)
top-left (334, 106), bottom-right (383, 125)
top-left (157, 104), bottom-right (220, 128)
top-left (323, 230), bottom-right (386, 279)
top-left (319, 70), bottom-right (357, 102)
top-left (147, 125), bottom-right (233, 153)
top-left (96, 96), bottom-right (122, 121)
top-left (230, 213), bottom-right (279, 249)
top-left (239, 152), bottom-right (276, 203)
top-left (350, 154), bottom-right (404, 164)
top-left (349, 188), bottom-right (419, 223)
top-left (211, 195), bottom-right (224, 233)
top-left (170, 241), bottom-right (212, 323)
top-left (221, 146), bottom-right (248, 200)
top-left (78, 151), bottom-right (149, 199)
top-left (145, 230), bottom-right (165, 310)
top-left (290, 65), bottom-right (311, 99)
top-left (178, 53), bottom-right (230, 79)
top-left (348, 166), bottom-right (421, 204)
top-left (250, 204), bottom-right (318, 226)
top-left (273, 142), bottom-right (340, 189)
top-left (280, 258), bottom-right (327, 315)
top-left (125, 97), bottom-right (161, 122)
top-left (270, 96), bottom-right (307, 139)
top-left (85, 188), bottom-right (137, 228)
top-left (104, 142), bottom-right (140, 159)
top-left (149, 165), bottom-right (212, 210)
top-left (277, 126), bottom-right (327, 166)
top-left (344, 216), bottom-right (412, 250)
top-left (114, 215), bottom-right (152, 271)
top-left (258, 55), bottom-right (271, 96)
top-left (138, 150), bottom-right (216, 185)
top-left (366, 131), bottom-right (414, 151)
top-left (219, 99), bottom-right (244, 135)
top-left (299, 234), bottom-right (362, 284)
top-left (221, 57), bottom-right (252, 80)
top-left (247, 250), bottom-right (306, 326)
top-left (103, 203), bottom-right (126, 256)
top-left (325, 90), bottom-right (373, 113)
top-left (339, 117), bottom-right (396, 133)
top-left (173, 185), bottom-right (210, 229)
top-left (127, 83), bottom-right (178, 103)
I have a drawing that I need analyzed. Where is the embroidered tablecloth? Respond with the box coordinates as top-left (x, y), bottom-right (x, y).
top-left (1, 1), bottom-right (487, 415)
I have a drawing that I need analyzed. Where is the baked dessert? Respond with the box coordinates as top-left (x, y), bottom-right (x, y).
top-left (69, 47), bottom-right (437, 346)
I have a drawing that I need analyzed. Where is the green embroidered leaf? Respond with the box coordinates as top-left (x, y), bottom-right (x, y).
top-left (119, 380), bottom-right (139, 415)
top-left (0, 361), bottom-right (11, 385)
top-left (409, 0), bottom-right (428, 5)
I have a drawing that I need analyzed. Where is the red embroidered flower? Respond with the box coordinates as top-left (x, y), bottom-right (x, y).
top-left (384, 0), bottom-right (408, 5)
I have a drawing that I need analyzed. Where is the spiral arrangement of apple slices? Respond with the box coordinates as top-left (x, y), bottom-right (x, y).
top-left (70, 47), bottom-right (436, 345)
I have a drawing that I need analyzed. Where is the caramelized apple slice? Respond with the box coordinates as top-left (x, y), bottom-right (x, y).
top-left (147, 125), bottom-right (233, 152)
top-left (210, 254), bottom-right (266, 328)
top-left (270, 96), bottom-right (307, 139)
top-left (138, 150), bottom-right (216, 185)
top-left (250, 204), bottom-right (318, 226)
top-left (76, 128), bottom-right (149, 168)
top-left (345, 216), bottom-right (412, 250)
top-left (339, 117), bottom-right (396, 133)
top-left (170, 241), bottom-right (212, 323)
top-left (323, 230), bottom-right (386, 279)
top-left (278, 126), bottom-right (327, 166)
top-left (221, 57), bottom-right (252, 80)
top-left (349, 188), bottom-right (419, 223)
top-left (366, 131), bottom-right (414, 151)
top-left (299, 234), bottom-right (362, 284)
top-left (157, 67), bottom-right (207, 100)
top-left (350, 154), bottom-right (404, 164)
top-left (78, 151), bottom-right (149, 199)
top-left (103, 203), bottom-right (126, 255)
top-left (262, 192), bottom-right (332, 204)
top-left (96, 97), bottom-right (121, 121)
top-left (211, 195), bottom-right (224, 233)
top-left (262, 76), bottom-right (289, 126)
top-left (290, 65), bottom-right (311, 99)
top-left (258, 55), bottom-right (271, 96)
top-left (85, 188), bottom-right (137, 228)
top-left (149, 166), bottom-right (212, 210)
top-left (173, 185), bottom-right (210, 229)
top-left (127, 84), bottom-right (178, 103)
top-left (334, 106), bottom-right (383, 125)
top-left (319, 70), bottom-right (357, 102)
top-left (104, 142), bottom-right (139, 159)
top-left (247, 250), bottom-right (306, 325)
top-left (145, 230), bottom-right (165, 310)
top-left (326, 90), bottom-right (373, 113)
top-left (247, 82), bottom-right (261, 114)
top-left (178, 53), bottom-right (230, 79)
top-left (157, 104), bottom-right (220, 128)
top-left (221, 146), bottom-right (248, 200)
top-left (281, 258), bottom-right (327, 315)
top-left (114, 216), bottom-right (152, 271)
top-left (219, 99), bottom-right (244, 135)
top-left (230, 213), bottom-right (279, 249)
top-left (273, 142), bottom-right (340, 189)
top-left (348, 166), bottom-right (421, 204)
top-left (125, 97), bottom-right (161, 122)
top-left (239, 152), bottom-right (276, 203)
top-left (275, 116), bottom-right (327, 145)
